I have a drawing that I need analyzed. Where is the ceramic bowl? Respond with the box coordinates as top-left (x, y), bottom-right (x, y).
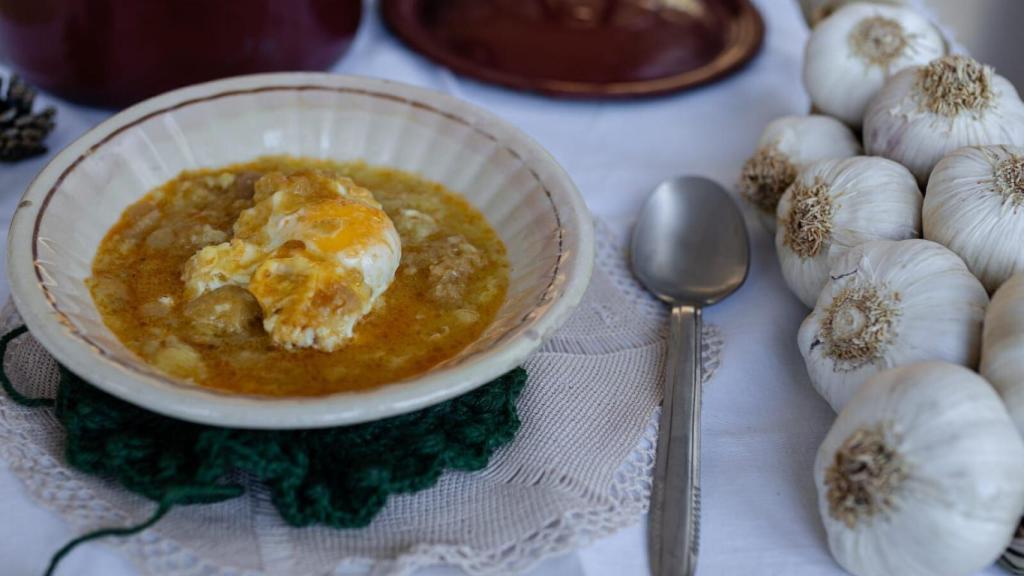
top-left (7, 73), bottom-right (594, 429)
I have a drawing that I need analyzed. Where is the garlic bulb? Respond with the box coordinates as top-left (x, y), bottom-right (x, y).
top-left (776, 156), bottom-right (921, 307)
top-left (800, 0), bottom-right (908, 27)
top-left (924, 145), bottom-right (1024, 292)
top-left (799, 239), bottom-right (987, 412)
top-left (864, 55), bottom-right (1024, 185)
top-left (981, 272), bottom-right (1024, 437)
top-left (738, 115), bottom-right (861, 230)
top-left (804, 3), bottom-right (945, 128)
top-left (816, 361), bottom-right (1024, 576)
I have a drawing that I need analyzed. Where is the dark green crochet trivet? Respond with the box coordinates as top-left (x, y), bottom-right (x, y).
top-left (0, 326), bottom-right (527, 576)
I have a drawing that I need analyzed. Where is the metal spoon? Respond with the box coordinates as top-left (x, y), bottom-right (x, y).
top-left (630, 176), bottom-right (750, 576)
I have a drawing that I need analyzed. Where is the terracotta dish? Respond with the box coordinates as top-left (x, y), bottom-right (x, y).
top-left (382, 0), bottom-right (764, 98)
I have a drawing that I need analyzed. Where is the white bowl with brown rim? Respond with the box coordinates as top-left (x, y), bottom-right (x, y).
top-left (7, 73), bottom-right (593, 429)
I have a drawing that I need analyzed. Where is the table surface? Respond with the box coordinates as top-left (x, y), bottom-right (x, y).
top-left (0, 1), bottom-right (1007, 575)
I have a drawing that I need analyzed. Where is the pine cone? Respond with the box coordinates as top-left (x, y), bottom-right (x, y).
top-left (0, 75), bottom-right (57, 162)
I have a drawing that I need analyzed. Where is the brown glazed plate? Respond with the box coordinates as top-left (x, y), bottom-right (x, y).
top-left (381, 0), bottom-right (765, 98)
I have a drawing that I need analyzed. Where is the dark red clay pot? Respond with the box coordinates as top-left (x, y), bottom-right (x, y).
top-left (0, 0), bottom-right (363, 108)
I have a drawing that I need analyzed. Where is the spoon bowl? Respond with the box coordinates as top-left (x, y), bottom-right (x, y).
top-left (630, 175), bottom-right (749, 576)
top-left (632, 176), bottom-right (749, 306)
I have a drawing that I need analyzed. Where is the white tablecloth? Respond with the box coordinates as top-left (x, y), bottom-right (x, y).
top-left (0, 1), bottom-right (1004, 575)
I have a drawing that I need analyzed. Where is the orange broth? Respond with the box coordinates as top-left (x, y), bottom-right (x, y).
top-left (87, 157), bottom-right (509, 396)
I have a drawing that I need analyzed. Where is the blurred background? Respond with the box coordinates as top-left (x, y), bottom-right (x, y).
top-left (0, 0), bottom-right (1020, 106)
top-left (927, 0), bottom-right (1024, 86)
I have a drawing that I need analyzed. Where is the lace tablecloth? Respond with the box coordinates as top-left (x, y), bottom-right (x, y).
top-left (4, 0), bottom-right (1002, 575)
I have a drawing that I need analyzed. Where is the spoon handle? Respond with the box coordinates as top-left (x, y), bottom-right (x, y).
top-left (649, 305), bottom-right (702, 576)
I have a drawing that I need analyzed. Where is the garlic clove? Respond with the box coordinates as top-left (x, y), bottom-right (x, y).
top-left (804, 3), bottom-right (945, 128)
top-left (816, 361), bottom-right (1024, 576)
top-left (799, 239), bottom-right (988, 411)
top-left (924, 145), bottom-right (1024, 292)
top-left (864, 55), bottom-right (1024, 186)
top-left (981, 272), bottom-right (1024, 438)
top-left (776, 156), bottom-right (921, 308)
top-left (738, 115), bottom-right (861, 232)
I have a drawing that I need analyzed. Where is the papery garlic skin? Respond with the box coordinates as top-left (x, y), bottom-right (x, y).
top-left (981, 273), bottom-right (1024, 437)
top-left (864, 55), bottom-right (1024, 185)
top-left (816, 361), bottom-right (1024, 576)
top-left (799, 239), bottom-right (987, 412)
top-left (924, 145), bottom-right (1024, 292)
top-left (738, 115), bottom-right (861, 231)
top-left (804, 3), bottom-right (944, 128)
top-left (776, 157), bottom-right (922, 307)
top-left (800, 0), bottom-right (908, 27)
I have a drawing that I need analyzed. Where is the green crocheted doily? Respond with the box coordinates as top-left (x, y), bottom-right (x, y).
top-left (0, 326), bottom-right (527, 575)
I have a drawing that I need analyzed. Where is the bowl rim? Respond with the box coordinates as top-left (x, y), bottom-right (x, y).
top-left (7, 72), bottom-right (594, 429)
